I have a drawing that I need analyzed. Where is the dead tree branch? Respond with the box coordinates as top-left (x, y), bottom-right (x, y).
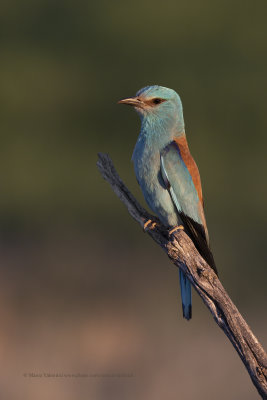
top-left (97, 152), bottom-right (267, 399)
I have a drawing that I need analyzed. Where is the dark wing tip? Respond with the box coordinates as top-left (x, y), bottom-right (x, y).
top-left (180, 212), bottom-right (218, 275)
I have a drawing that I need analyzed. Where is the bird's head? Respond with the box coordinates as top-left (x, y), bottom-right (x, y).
top-left (118, 85), bottom-right (185, 134)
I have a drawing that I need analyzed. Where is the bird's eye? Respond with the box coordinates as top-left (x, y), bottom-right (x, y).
top-left (152, 98), bottom-right (162, 105)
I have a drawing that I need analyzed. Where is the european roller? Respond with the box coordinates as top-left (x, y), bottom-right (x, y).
top-left (118, 85), bottom-right (217, 320)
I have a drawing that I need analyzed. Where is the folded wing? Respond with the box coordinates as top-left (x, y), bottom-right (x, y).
top-left (160, 140), bottom-right (217, 273)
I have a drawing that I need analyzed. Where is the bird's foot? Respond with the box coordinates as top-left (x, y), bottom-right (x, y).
top-left (143, 219), bottom-right (157, 232)
top-left (169, 225), bottom-right (184, 236)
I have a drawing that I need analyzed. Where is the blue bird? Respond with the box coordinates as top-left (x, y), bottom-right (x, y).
top-left (118, 85), bottom-right (216, 320)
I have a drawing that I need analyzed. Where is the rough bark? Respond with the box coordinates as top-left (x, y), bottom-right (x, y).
top-left (97, 152), bottom-right (267, 399)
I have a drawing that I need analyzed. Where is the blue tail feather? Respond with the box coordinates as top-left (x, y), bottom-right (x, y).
top-left (179, 269), bottom-right (192, 320)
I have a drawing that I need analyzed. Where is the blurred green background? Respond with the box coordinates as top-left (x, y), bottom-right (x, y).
top-left (0, 0), bottom-right (266, 399)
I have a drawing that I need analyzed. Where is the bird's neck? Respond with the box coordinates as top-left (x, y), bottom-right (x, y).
top-left (139, 115), bottom-right (185, 151)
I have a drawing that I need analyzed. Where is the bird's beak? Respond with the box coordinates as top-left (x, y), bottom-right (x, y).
top-left (118, 97), bottom-right (144, 108)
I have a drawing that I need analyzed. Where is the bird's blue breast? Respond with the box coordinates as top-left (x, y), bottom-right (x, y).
top-left (132, 124), bottom-right (179, 226)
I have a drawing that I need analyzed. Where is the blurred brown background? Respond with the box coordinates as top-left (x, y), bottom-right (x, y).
top-left (0, 0), bottom-right (266, 399)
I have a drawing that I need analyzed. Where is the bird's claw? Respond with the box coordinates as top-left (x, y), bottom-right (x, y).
top-left (143, 219), bottom-right (157, 232)
top-left (169, 225), bottom-right (184, 236)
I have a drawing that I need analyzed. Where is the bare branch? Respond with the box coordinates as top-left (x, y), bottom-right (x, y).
top-left (97, 152), bottom-right (267, 399)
